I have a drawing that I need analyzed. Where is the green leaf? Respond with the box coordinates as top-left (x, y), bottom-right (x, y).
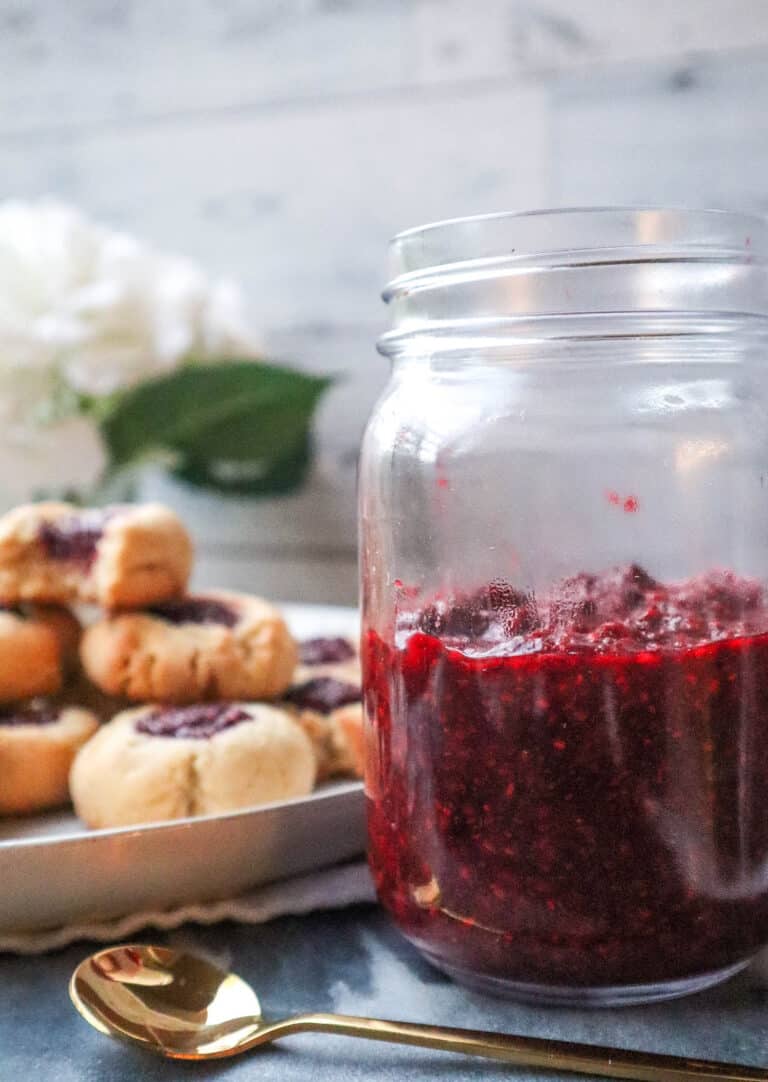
top-left (96, 360), bottom-right (333, 496)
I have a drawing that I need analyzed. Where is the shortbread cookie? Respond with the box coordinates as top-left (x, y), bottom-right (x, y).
top-left (286, 637), bottom-right (363, 780)
top-left (0, 502), bottom-right (192, 608)
top-left (80, 591), bottom-right (297, 703)
top-left (70, 701), bottom-right (316, 829)
top-left (0, 703), bottom-right (99, 815)
top-left (0, 604), bottom-right (81, 701)
top-left (292, 699), bottom-right (364, 781)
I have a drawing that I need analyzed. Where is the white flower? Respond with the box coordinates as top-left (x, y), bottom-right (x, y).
top-left (0, 199), bottom-right (261, 501)
top-left (0, 199), bottom-right (260, 397)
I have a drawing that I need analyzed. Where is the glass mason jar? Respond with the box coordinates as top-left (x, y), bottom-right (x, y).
top-left (359, 208), bottom-right (768, 1006)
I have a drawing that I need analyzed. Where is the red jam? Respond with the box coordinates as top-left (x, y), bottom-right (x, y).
top-left (364, 566), bottom-right (768, 991)
top-left (136, 704), bottom-right (250, 739)
top-left (285, 677), bottom-right (361, 714)
top-left (38, 507), bottom-right (122, 566)
top-left (299, 637), bottom-right (356, 665)
top-left (0, 703), bottom-right (59, 727)
top-left (148, 598), bottom-right (239, 627)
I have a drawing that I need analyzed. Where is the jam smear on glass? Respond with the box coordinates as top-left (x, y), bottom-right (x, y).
top-left (299, 637), bottom-right (356, 665)
top-left (365, 565), bottom-right (768, 990)
top-left (148, 598), bottom-right (239, 628)
top-left (136, 704), bottom-right (250, 740)
top-left (285, 677), bottom-right (361, 714)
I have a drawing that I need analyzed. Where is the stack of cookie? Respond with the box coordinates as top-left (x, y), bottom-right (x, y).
top-left (0, 501), bottom-right (363, 827)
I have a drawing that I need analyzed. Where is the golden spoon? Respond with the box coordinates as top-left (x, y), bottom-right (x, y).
top-left (70, 944), bottom-right (767, 1079)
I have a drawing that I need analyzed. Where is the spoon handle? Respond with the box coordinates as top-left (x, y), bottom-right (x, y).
top-left (268, 1013), bottom-right (767, 1082)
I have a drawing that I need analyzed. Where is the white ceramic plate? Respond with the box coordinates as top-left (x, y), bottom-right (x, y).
top-left (0, 603), bottom-right (365, 935)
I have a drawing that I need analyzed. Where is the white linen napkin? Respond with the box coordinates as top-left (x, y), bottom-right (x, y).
top-left (0, 860), bottom-right (375, 955)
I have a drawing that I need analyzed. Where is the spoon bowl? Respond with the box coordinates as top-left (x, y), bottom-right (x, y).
top-left (71, 943), bottom-right (768, 1078)
top-left (71, 945), bottom-right (267, 1058)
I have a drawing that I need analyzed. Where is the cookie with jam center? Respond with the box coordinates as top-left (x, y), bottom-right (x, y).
top-left (284, 636), bottom-right (364, 781)
top-left (0, 702), bottom-right (99, 815)
top-left (0, 501), bottom-right (192, 608)
top-left (80, 590), bottom-right (297, 703)
top-left (69, 701), bottom-right (316, 829)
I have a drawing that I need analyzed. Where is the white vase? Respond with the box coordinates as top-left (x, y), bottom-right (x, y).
top-left (137, 460), bottom-right (358, 606)
top-left (0, 417), bottom-right (106, 511)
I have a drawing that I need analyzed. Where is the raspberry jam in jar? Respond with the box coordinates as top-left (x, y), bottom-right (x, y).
top-left (360, 209), bottom-right (768, 1004)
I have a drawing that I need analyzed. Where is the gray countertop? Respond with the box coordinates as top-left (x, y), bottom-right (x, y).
top-left (1, 903), bottom-right (767, 1081)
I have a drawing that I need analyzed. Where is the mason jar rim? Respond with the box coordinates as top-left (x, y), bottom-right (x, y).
top-left (391, 203), bottom-right (767, 237)
top-left (380, 206), bottom-right (768, 356)
top-left (387, 205), bottom-right (768, 273)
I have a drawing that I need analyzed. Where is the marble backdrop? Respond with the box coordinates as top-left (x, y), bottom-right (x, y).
top-left (1, 0), bottom-right (767, 602)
